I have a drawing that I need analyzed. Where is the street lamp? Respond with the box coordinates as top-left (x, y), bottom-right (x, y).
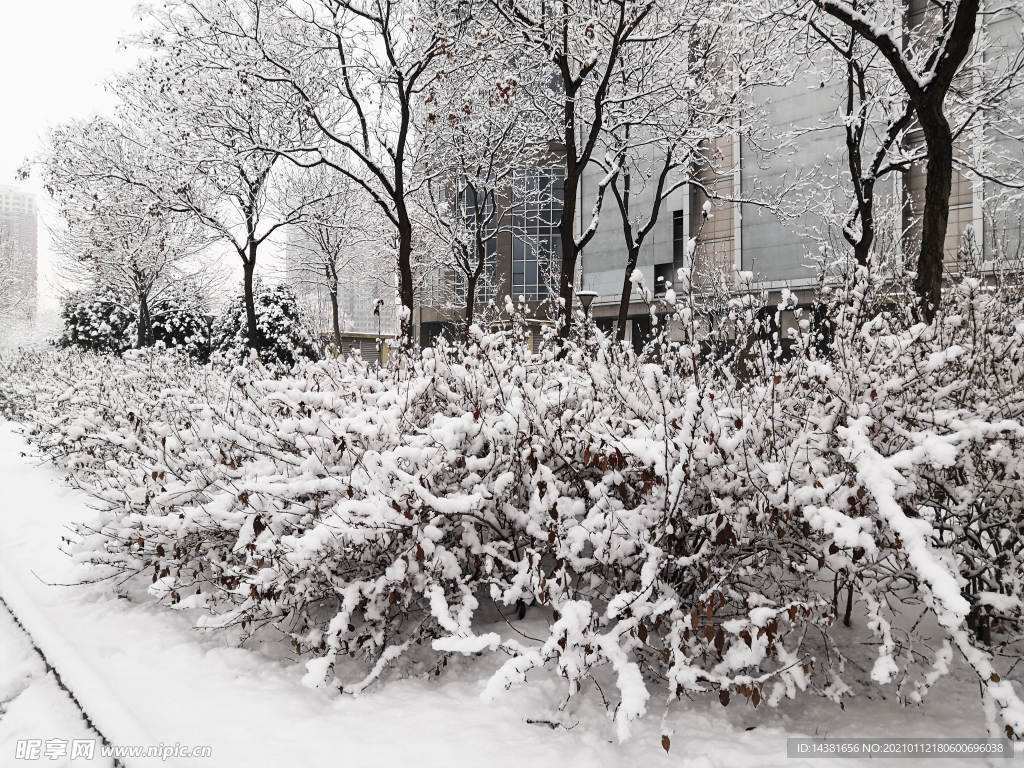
top-left (576, 290), bottom-right (598, 348)
top-left (203, 315), bottom-right (214, 355)
top-left (374, 298), bottom-right (385, 364)
top-left (577, 290), bottom-right (598, 318)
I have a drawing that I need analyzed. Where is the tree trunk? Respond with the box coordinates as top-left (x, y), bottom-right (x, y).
top-left (464, 234), bottom-right (489, 335)
top-left (820, 0), bottom-right (979, 320)
top-left (137, 291), bottom-right (153, 348)
top-left (615, 248), bottom-right (640, 343)
top-left (845, 174), bottom-right (876, 267)
top-left (853, 195), bottom-right (875, 267)
top-left (243, 255), bottom-right (259, 354)
top-left (465, 274), bottom-right (477, 334)
top-left (914, 102), bottom-right (955, 325)
top-left (557, 172), bottom-right (579, 341)
top-left (844, 56), bottom-right (874, 268)
top-left (396, 214), bottom-right (415, 347)
top-left (330, 287), bottom-right (341, 358)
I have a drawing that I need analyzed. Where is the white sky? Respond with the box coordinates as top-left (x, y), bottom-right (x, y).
top-left (0, 1), bottom-right (142, 311)
top-left (1, 2), bottom-right (295, 315)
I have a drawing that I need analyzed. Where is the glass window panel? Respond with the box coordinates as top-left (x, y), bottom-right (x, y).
top-left (511, 168), bottom-right (564, 303)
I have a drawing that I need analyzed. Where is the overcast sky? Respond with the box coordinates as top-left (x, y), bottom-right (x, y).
top-left (0, 1), bottom-right (142, 311)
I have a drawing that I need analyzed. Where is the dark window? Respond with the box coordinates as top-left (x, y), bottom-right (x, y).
top-left (672, 209), bottom-right (687, 266)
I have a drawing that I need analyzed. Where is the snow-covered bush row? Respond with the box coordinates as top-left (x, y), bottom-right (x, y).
top-left (60, 285), bottom-right (210, 357)
top-left (2, 264), bottom-right (1022, 740)
top-left (57, 281), bottom-right (317, 363)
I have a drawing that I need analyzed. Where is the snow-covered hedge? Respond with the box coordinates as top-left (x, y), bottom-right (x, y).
top-left (3, 263), bottom-right (1022, 740)
top-left (59, 285), bottom-right (211, 357)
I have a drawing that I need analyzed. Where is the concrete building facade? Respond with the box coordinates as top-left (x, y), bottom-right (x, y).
top-left (0, 184), bottom-right (38, 318)
top-left (413, 5), bottom-right (1023, 348)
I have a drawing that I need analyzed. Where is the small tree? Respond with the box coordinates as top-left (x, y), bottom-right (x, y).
top-left (600, 1), bottom-right (783, 341)
top-left (37, 118), bottom-right (205, 348)
top-left (285, 168), bottom-right (382, 352)
top-left (416, 14), bottom-right (538, 333)
top-left (163, 0), bottom-right (465, 346)
top-left (492, 0), bottom-right (669, 340)
top-left (0, 224), bottom-right (30, 325)
top-left (213, 281), bottom-right (318, 365)
top-left (151, 285), bottom-right (214, 359)
top-left (107, 4), bottom-right (323, 353)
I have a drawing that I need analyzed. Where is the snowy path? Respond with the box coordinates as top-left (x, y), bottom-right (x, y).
top-left (0, 421), bottom-right (1015, 768)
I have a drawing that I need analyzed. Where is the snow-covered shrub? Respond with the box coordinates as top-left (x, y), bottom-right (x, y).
top-left (59, 284), bottom-right (211, 357)
top-left (151, 289), bottom-right (211, 359)
top-left (3, 259), bottom-right (1022, 740)
top-left (59, 287), bottom-right (134, 352)
top-left (212, 282), bottom-right (318, 365)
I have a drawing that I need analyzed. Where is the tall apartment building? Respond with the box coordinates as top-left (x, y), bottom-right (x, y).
top-left (0, 184), bottom-right (38, 319)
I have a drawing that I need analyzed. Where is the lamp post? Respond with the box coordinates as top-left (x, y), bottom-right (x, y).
top-left (203, 315), bottom-right (214, 356)
top-left (577, 290), bottom-right (598, 318)
top-left (374, 298), bottom-right (385, 364)
top-left (576, 290), bottom-right (598, 348)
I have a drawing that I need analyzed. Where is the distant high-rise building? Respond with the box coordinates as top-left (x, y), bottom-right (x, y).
top-left (0, 184), bottom-right (38, 318)
top-left (284, 225), bottom-right (395, 341)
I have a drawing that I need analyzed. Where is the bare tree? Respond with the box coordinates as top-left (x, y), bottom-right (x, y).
top-left (0, 225), bottom-right (29, 325)
top-left (284, 167), bottom-right (382, 351)
top-left (492, 0), bottom-right (668, 340)
top-left (106, 7), bottom-right (324, 353)
top-left (416, 24), bottom-right (539, 333)
top-left (35, 118), bottom-right (206, 347)
top-left (599, 0), bottom-right (783, 342)
top-left (790, 12), bottom-right (915, 269)
top-left (152, 0), bottom-right (468, 346)
top-left (797, 0), bottom-right (1024, 321)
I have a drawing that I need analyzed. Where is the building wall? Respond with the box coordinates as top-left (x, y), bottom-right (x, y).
top-left (0, 184), bottom-right (38, 317)
top-left (575, 52), bottom-right (1010, 304)
top-left (738, 72), bottom-right (844, 284)
top-left (980, 6), bottom-right (1024, 262)
top-left (578, 146), bottom-right (675, 300)
top-left (575, 69), bottom-right (852, 308)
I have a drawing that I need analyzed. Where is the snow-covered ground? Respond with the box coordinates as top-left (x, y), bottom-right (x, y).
top-left (0, 604), bottom-right (113, 768)
top-left (0, 421), bottom-right (1016, 768)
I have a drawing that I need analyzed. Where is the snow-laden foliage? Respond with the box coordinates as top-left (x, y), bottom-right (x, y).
top-left (4, 263), bottom-right (1023, 741)
top-left (59, 287), bottom-right (135, 353)
top-left (59, 286), bottom-right (211, 357)
top-left (151, 301), bottom-right (210, 359)
top-left (212, 282), bottom-right (318, 366)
